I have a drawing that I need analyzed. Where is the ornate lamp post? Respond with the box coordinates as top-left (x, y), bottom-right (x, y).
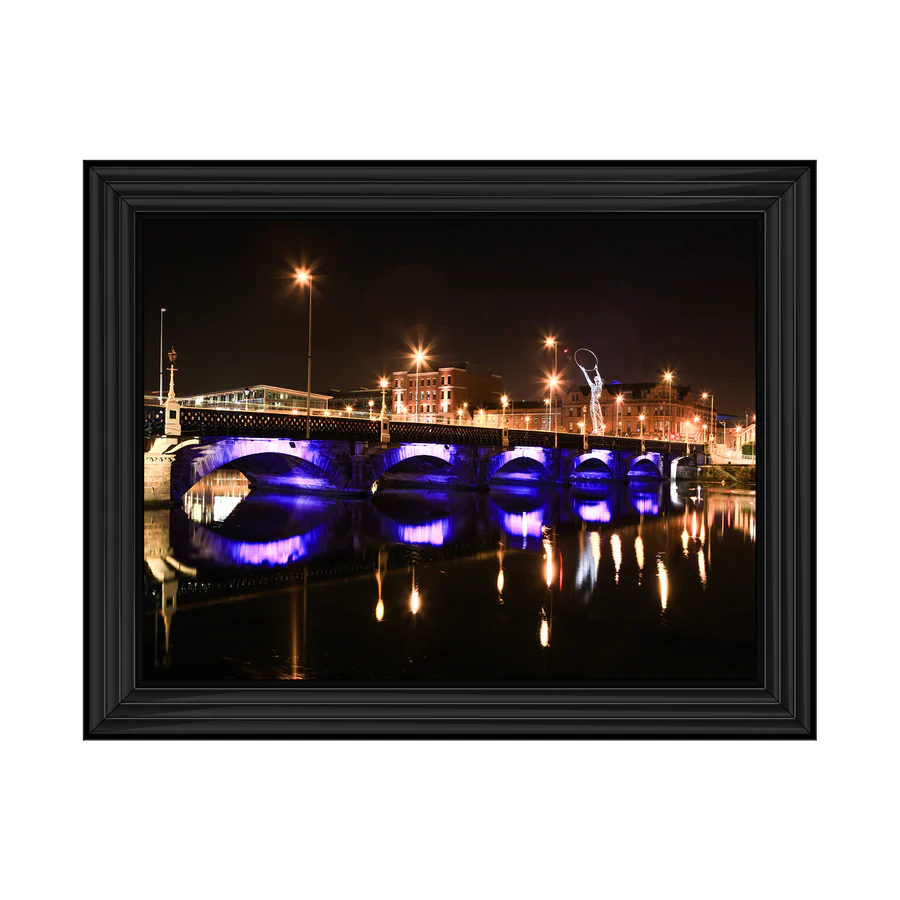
top-left (581, 404), bottom-right (588, 449)
top-left (639, 412), bottom-right (645, 454)
top-left (164, 346), bottom-right (181, 437)
top-left (616, 394), bottom-right (624, 436)
top-left (412, 349), bottom-right (426, 423)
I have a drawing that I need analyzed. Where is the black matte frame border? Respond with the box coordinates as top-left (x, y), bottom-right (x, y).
top-left (85, 161), bottom-right (814, 738)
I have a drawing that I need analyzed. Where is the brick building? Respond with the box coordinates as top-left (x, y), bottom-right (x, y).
top-left (560, 380), bottom-right (716, 441)
top-left (391, 360), bottom-right (502, 420)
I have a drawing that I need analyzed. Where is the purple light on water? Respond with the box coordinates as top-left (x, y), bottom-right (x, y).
top-left (222, 534), bottom-right (309, 566)
top-left (500, 510), bottom-right (545, 540)
top-left (575, 500), bottom-right (612, 523)
top-left (397, 518), bottom-right (451, 546)
top-left (632, 497), bottom-right (659, 516)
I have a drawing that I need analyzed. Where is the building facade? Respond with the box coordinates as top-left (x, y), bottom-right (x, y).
top-left (560, 380), bottom-right (716, 442)
top-left (171, 384), bottom-right (332, 414)
top-left (391, 361), bottom-right (502, 420)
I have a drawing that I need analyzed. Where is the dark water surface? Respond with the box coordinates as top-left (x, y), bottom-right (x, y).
top-left (143, 472), bottom-right (756, 682)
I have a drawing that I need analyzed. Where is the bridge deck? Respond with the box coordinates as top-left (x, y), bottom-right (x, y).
top-left (144, 405), bottom-right (688, 454)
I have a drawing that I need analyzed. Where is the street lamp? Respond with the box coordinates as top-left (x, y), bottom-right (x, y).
top-left (663, 371), bottom-right (674, 452)
top-left (639, 412), bottom-right (646, 453)
top-left (544, 397), bottom-right (551, 432)
top-left (294, 269), bottom-right (315, 440)
top-left (525, 415), bottom-right (531, 431)
top-left (545, 336), bottom-right (559, 445)
top-left (368, 399), bottom-right (375, 419)
top-left (379, 378), bottom-right (388, 419)
top-left (501, 394), bottom-right (509, 428)
top-left (548, 375), bottom-right (560, 448)
top-left (345, 405), bottom-right (354, 417)
top-left (158, 307), bottom-right (167, 405)
top-left (412, 349), bottom-right (426, 423)
top-left (616, 394), bottom-right (624, 436)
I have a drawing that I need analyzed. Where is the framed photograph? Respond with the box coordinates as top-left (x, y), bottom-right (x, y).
top-left (85, 161), bottom-right (814, 738)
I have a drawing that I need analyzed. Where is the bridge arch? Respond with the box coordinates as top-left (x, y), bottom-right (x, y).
top-left (625, 452), bottom-right (664, 480)
top-left (669, 455), bottom-right (694, 480)
top-left (487, 446), bottom-right (553, 482)
top-left (368, 443), bottom-right (469, 486)
top-left (172, 438), bottom-right (349, 499)
top-left (571, 449), bottom-right (617, 480)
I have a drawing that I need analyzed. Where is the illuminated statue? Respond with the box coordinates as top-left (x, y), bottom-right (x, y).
top-left (574, 348), bottom-right (604, 434)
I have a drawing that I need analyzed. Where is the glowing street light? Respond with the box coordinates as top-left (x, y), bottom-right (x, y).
top-left (548, 375), bottom-right (560, 448)
top-left (639, 412), bottom-right (646, 453)
top-left (543, 397), bottom-right (551, 432)
top-left (345, 405), bottom-right (354, 417)
top-left (294, 268), bottom-right (315, 440)
top-left (524, 415), bottom-right (531, 431)
top-left (368, 399), bottom-right (375, 419)
top-left (544, 336), bottom-right (559, 445)
top-left (412, 349), bottom-right (427, 423)
top-left (501, 394), bottom-right (509, 429)
top-left (701, 391), bottom-right (715, 444)
top-left (663, 371), bottom-right (674, 451)
top-left (616, 394), bottom-right (624, 437)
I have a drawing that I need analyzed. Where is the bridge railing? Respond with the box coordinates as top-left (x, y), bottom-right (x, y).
top-left (144, 405), bottom-right (693, 453)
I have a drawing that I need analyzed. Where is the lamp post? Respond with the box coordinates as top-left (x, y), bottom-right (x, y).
top-left (616, 394), bottom-right (623, 437)
top-left (544, 397), bottom-right (551, 432)
top-left (663, 371), bottom-right (674, 452)
top-left (368, 399), bottom-right (375, 419)
top-left (378, 378), bottom-right (390, 443)
top-left (164, 346), bottom-right (181, 437)
top-left (294, 269), bottom-right (315, 440)
top-left (501, 394), bottom-right (509, 447)
top-left (158, 308), bottom-right (167, 405)
top-left (639, 412), bottom-right (645, 454)
top-left (525, 416), bottom-right (531, 431)
top-left (545, 337), bottom-right (559, 443)
top-left (581, 405), bottom-right (588, 449)
top-left (413, 350), bottom-right (426, 423)
top-left (548, 376), bottom-right (559, 448)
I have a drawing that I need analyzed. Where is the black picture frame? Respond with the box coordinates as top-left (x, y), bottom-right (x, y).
top-left (85, 161), bottom-right (814, 738)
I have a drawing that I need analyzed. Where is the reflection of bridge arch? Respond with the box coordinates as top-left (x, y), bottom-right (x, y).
top-left (571, 449), bottom-right (617, 479)
top-left (625, 452), bottom-right (664, 479)
top-left (488, 447), bottom-right (553, 481)
top-left (172, 438), bottom-right (349, 499)
top-left (369, 444), bottom-right (469, 484)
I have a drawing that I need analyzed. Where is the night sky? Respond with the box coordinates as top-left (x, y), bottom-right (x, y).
top-left (142, 218), bottom-right (756, 414)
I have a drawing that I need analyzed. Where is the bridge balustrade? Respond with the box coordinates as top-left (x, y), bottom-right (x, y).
top-left (144, 405), bottom-right (682, 453)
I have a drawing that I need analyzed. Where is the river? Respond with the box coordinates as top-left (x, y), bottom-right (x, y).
top-left (143, 472), bottom-right (757, 682)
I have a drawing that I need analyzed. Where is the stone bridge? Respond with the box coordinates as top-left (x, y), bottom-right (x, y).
top-left (144, 405), bottom-right (704, 504)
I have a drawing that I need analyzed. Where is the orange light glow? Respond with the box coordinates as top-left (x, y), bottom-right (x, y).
top-left (294, 269), bottom-right (310, 284)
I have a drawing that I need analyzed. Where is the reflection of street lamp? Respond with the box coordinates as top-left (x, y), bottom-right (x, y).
top-left (294, 269), bottom-right (314, 440)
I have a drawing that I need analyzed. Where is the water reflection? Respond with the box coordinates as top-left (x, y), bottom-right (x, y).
top-left (144, 474), bottom-right (757, 681)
